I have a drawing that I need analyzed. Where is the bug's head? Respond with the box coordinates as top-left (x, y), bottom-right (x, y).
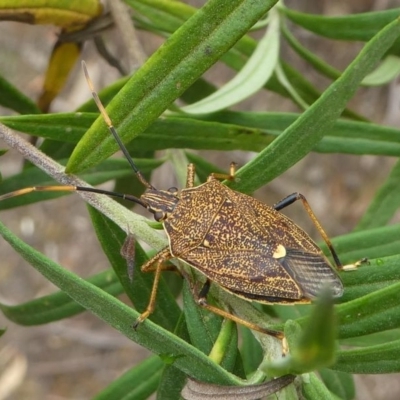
top-left (141, 187), bottom-right (179, 221)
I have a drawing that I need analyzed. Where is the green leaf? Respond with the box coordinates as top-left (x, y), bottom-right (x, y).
top-left (156, 364), bottom-right (187, 400)
top-left (0, 74), bottom-right (41, 114)
top-left (3, 111), bottom-right (400, 158)
top-left (362, 55), bottom-right (400, 85)
top-left (334, 339), bottom-right (400, 374)
top-left (302, 372), bottom-right (339, 400)
top-left (230, 17), bottom-right (400, 194)
top-left (271, 62), bottom-right (367, 121)
top-left (281, 23), bottom-right (341, 81)
top-left (123, 1), bottom-right (365, 120)
top-left (0, 269), bottom-right (122, 325)
top-left (0, 219), bottom-right (242, 385)
top-left (0, 113), bottom-right (90, 142)
top-left (181, 9), bottom-right (280, 114)
top-left (274, 60), bottom-right (309, 109)
top-left (67, 0), bottom-right (279, 173)
top-left (281, 7), bottom-right (400, 43)
top-left (355, 159), bottom-right (400, 230)
top-left (340, 255), bottom-right (400, 303)
top-left (240, 326), bottom-right (263, 376)
top-left (340, 328), bottom-right (400, 348)
top-left (93, 356), bottom-right (163, 400)
top-left (329, 225), bottom-right (400, 265)
top-left (336, 279), bottom-right (400, 339)
top-left (319, 369), bottom-right (355, 400)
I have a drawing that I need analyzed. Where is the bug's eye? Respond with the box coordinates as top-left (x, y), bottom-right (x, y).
top-left (168, 187), bottom-right (178, 193)
top-left (154, 211), bottom-right (165, 221)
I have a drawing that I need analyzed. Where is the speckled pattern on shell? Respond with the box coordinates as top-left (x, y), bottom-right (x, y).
top-left (159, 178), bottom-right (343, 303)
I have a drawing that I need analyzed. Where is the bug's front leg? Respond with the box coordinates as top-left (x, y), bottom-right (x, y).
top-left (185, 162), bottom-right (237, 188)
top-left (133, 247), bottom-right (172, 328)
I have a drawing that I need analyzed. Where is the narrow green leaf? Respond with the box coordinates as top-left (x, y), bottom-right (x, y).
top-left (281, 23), bottom-right (341, 81)
top-left (231, 17), bottom-right (400, 194)
top-left (335, 280), bottom-right (400, 339)
top-left (329, 225), bottom-right (400, 265)
top-left (274, 60), bottom-right (309, 109)
top-left (334, 339), bottom-right (400, 374)
top-left (355, 159), bottom-right (400, 230)
top-left (302, 372), bottom-right (339, 400)
top-left (3, 111), bottom-right (400, 158)
top-left (156, 364), bottom-right (187, 400)
top-left (120, 1), bottom-right (365, 120)
top-left (0, 74), bottom-right (40, 114)
top-left (94, 356), bottom-right (163, 400)
top-left (281, 7), bottom-right (400, 43)
top-left (0, 113), bottom-right (91, 142)
top-left (0, 220), bottom-right (242, 384)
top-left (362, 55), bottom-right (400, 85)
top-left (127, 0), bottom-right (194, 26)
top-left (240, 326), bottom-right (263, 376)
top-left (0, 269), bottom-right (122, 325)
top-left (319, 369), bottom-right (355, 400)
top-left (340, 255), bottom-right (400, 303)
top-left (209, 320), bottom-right (241, 374)
top-left (340, 328), bottom-right (400, 347)
top-left (181, 9), bottom-right (280, 114)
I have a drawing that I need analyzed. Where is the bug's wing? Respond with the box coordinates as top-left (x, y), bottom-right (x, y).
top-left (182, 249), bottom-right (305, 302)
top-left (278, 248), bottom-right (343, 298)
top-left (225, 189), bottom-right (343, 298)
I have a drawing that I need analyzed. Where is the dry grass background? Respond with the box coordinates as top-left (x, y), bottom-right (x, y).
top-left (0, 0), bottom-right (399, 398)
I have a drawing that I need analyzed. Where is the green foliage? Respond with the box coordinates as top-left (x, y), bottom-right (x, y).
top-left (1, 1), bottom-right (400, 399)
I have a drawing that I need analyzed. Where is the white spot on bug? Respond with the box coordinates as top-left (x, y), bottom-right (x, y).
top-left (273, 244), bottom-right (286, 259)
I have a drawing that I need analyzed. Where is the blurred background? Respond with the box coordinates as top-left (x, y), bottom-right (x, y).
top-left (0, 0), bottom-right (399, 398)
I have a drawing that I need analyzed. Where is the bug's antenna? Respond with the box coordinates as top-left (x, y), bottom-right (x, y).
top-left (82, 61), bottom-right (154, 190)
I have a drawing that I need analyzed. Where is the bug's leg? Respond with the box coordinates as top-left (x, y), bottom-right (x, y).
top-left (274, 193), bottom-right (364, 270)
top-left (133, 247), bottom-right (172, 328)
top-left (186, 163), bottom-right (196, 188)
top-left (196, 280), bottom-right (285, 344)
top-left (207, 162), bottom-right (237, 182)
top-left (0, 185), bottom-right (81, 201)
top-left (140, 248), bottom-right (178, 274)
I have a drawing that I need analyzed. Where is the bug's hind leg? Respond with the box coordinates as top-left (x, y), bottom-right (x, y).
top-left (274, 193), bottom-right (366, 271)
top-left (196, 280), bottom-right (286, 350)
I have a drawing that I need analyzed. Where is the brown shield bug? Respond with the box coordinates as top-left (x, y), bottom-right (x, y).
top-left (0, 62), bottom-right (358, 344)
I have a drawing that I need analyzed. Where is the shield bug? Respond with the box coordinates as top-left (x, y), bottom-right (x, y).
top-left (0, 62), bottom-right (357, 344)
